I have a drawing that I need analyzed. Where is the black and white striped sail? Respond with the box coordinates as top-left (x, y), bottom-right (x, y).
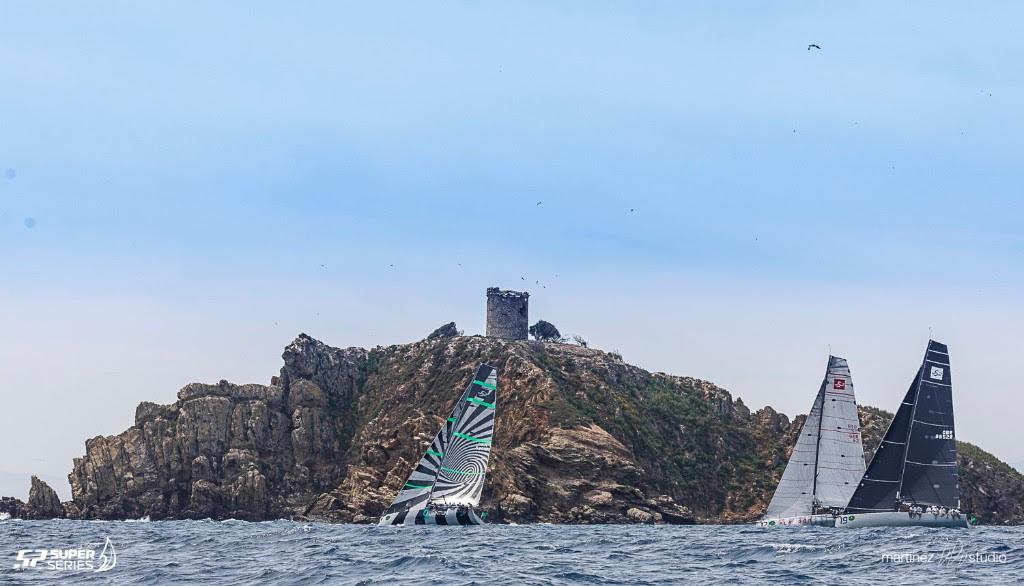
top-left (764, 356), bottom-right (865, 519)
top-left (845, 340), bottom-right (959, 513)
top-left (378, 364), bottom-right (497, 526)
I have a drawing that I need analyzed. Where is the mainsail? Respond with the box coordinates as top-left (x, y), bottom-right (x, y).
top-left (380, 364), bottom-right (497, 521)
top-left (845, 340), bottom-right (959, 513)
top-left (764, 356), bottom-right (865, 519)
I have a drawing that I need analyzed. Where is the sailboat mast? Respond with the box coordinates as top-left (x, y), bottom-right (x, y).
top-left (810, 375), bottom-right (827, 510)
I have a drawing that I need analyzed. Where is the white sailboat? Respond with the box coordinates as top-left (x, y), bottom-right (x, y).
top-left (836, 340), bottom-right (969, 528)
top-left (378, 364), bottom-right (497, 526)
top-left (759, 356), bottom-right (866, 527)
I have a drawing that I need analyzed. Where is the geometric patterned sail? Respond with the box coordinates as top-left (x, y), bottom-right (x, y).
top-left (378, 364), bottom-right (496, 525)
top-left (764, 355), bottom-right (865, 519)
top-left (814, 356), bottom-right (866, 509)
top-left (428, 365), bottom-right (497, 506)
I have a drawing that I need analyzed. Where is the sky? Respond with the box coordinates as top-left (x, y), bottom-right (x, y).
top-left (1, 2), bottom-right (1022, 500)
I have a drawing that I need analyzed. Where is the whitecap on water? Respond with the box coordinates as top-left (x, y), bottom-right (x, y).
top-left (767, 543), bottom-right (828, 553)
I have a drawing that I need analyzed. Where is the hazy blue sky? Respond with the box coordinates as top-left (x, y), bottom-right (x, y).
top-left (2, 2), bottom-right (1022, 499)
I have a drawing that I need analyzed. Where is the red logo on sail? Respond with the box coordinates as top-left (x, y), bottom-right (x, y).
top-left (833, 379), bottom-right (846, 390)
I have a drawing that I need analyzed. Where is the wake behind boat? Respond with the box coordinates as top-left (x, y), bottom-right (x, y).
top-left (759, 356), bottom-right (866, 527)
top-left (378, 364), bottom-right (497, 526)
top-left (837, 340), bottom-right (969, 528)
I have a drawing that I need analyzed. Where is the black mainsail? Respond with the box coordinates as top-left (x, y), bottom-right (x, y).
top-left (845, 340), bottom-right (960, 513)
top-left (379, 364), bottom-right (497, 525)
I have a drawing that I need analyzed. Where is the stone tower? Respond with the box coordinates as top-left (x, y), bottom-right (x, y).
top-left (486, 287), bottom-right (529, 340)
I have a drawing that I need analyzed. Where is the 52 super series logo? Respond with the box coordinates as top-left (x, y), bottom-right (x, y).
top-left (12, 537), bottom-right (116, 573)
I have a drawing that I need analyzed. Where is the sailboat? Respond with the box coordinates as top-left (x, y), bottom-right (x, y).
top-left (759, 356), bottom-right (866, 527)
top-left (378, 364), bottom-right (497, 526)
top-left (836, 340), bottom-right (969, 528)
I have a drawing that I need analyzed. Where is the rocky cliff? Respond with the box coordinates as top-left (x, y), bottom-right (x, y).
top-left (5, 331), bottom-right (1023, 524)
top-left (62, 336), bottom-right (365, 521)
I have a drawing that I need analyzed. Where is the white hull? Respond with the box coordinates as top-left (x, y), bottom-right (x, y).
top-left (757, 514), bottom-right (835, 527)
top-left (835, 511), bottom-right (969, 528)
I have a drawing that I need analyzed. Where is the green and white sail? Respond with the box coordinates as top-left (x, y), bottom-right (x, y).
top-left (379, 364), bottom-right (497, 526)
top-left (764, 356), bottom-right (865, 520)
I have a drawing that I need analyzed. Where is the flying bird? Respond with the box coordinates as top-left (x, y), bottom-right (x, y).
top-left (807, 44), bottom-right (821, 51)
top-left (536, 201), bottom-right (543, 206)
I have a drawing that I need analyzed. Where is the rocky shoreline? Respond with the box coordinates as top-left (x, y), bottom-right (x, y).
top-left (3, 329), bottom-right (1022, 524)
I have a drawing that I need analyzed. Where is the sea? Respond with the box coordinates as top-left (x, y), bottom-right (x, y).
top-left (0, 519), bottom-right (1020, 585)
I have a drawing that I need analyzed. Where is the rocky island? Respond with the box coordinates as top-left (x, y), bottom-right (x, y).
top-left (3, 328), bottom-right (1022, 525)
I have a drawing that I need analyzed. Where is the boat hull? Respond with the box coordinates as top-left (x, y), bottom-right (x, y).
top-left (757, 514), bottom-right (835, 527)
top-left (379, 507), bottom-right (485, 526)
top-left (835, 511), bottom-right (969, 528)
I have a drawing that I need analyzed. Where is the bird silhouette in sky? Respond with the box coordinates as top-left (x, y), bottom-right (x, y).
top-left (807, 44), bottom-right (821, 51)
top-left (536, 201), bottom-right (543, 206)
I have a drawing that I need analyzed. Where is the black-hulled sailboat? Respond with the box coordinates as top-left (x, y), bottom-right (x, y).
top-left (378, 364), bottom-right (497, 526)
top-left (836, 340), bottom-right (969, 528)
top-left (759, 356), bottom-right (866, 527)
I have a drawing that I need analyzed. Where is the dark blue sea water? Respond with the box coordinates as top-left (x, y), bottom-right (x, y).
top-left (0, 519), bottom-right (1020, 585)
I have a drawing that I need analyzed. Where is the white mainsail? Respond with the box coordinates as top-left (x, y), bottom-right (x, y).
top-left (814, 357), bottom-right (866, 508)
top-left (763, 356), bottom-right (865, 520)
top-left (764, 382), bottom-right (823, 519)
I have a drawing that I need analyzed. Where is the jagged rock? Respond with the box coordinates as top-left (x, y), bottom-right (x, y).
top-left (528, 320), bottom-right (561, 341)
top-left (0, 478), bottom-right (66, 520)
top-left (0, 496), bottom-right (26, 519)
top-left (229, 467), bottom-right (269, 520)
top-left (500, 493), bottom-right (534, 516)
top-left (626, 507), bottom-right (654, 523)
top-left (62, 335), bottom-right (366, 520)
top-left (427, 322), bottom-right (459, 340)
top-left (27, 476), bottom-right (63, 519)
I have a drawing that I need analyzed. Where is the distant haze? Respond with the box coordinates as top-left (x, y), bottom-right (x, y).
top-left (1, 3), bottom-right (1021, 500)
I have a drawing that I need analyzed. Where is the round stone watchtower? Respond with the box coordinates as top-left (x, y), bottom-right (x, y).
top-left (486, 287), bottom-right (529, 340)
